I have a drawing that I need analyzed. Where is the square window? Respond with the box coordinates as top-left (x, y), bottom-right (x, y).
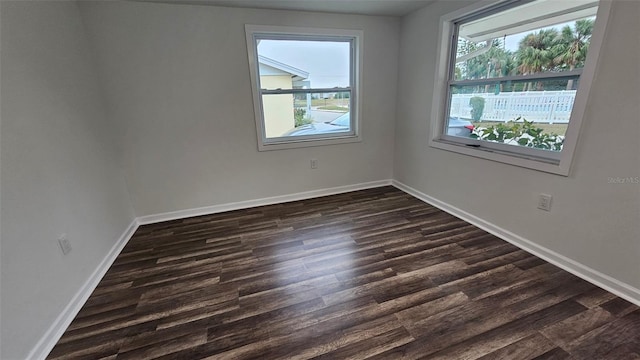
top-left (430, 0), bottom-right (611, 174)
top-left (245, 26), bottom-right (362, 151)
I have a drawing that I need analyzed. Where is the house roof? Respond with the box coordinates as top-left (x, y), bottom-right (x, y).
top-left (258, 55), bottom-right (309, 81)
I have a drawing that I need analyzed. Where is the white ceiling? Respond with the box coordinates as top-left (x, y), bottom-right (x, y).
top-left (134, 0), bottom-right (438, 17)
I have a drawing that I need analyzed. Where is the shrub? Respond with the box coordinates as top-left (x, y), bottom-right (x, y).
top-left (471, 117), bottom-right (564, 151)
top-left (469, 96), bottom-right (485, 121)
top-left (294, 108), bottom-right (313, 127)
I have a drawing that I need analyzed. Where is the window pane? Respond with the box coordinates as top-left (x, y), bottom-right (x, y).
top-left (263, 91), bottom-right (351, 139)
top-left (454, 0), bottom-right (597, 81)
top-left (447, 77), bottom-right (580, 152)
top-left (257, 39), bottom-right (350, 90)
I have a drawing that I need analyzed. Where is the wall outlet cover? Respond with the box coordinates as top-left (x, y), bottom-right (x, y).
top-left (538, 193), bottom-right (553, 211)
top-left (58, 235), bottom-right (72, 255)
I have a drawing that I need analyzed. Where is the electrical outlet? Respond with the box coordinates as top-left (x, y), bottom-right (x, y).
top-left (58, 234), bottom-right (72, 255)
top-left (537, 193), bottom-right (552, 211)
top-left (310, 159), bottom-right (318, 169)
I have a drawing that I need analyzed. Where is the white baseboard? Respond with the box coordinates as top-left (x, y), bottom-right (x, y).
top-left (28, 220), bottom-right (139, 360)
top-left (28, 180), bottom-right (392, 359)
top-left (137, 179), bottom-right (393, 225)
top-left (29, 177), bottom-right (639, 360)
top-left (391, 180), bottom-right (640, 307)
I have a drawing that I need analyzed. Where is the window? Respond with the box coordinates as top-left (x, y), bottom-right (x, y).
top-left (430, 0), bottom-right (611, 175)
top-left (245, 25), bottom-right (362, 151)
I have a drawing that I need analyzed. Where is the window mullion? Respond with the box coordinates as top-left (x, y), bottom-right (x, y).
top-left (262, 87), bottom-right (351, 95)
top-left (449, 69), bottom-right (583, 87)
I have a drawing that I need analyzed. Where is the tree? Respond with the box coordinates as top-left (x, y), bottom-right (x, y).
top-left (456, 38), bottom-right (488, 91)
top-left (483, 44), bottom-right (514, 92)
top-left (456, 38), bottom-right (514, 93)
top-left (516, 29), bottom-right (559, 90)
top-left (553, 19), bottom-right (594, 90)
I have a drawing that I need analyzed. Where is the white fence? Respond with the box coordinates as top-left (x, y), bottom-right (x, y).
top-left (450, 90), bottom-right (576, 124)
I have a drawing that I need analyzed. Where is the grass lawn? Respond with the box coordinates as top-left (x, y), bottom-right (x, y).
top-left (317, 105), bottom-right (349, 111)
top-left (472, 121), bottom-right (568, 136)
top-left (295, 98), bottom-right (349, 108)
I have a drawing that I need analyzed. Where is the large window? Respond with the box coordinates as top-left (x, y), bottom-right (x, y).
top-left (430, 0), bottom-right (611, 175)
top-left (245, 25), bottom-right (362, 151)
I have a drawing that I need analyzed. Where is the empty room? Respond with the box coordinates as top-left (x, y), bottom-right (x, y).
top-left (1, 0), bottom-right (639, 359)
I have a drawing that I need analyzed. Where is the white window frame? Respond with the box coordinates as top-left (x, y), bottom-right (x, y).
top-left (245, 25), bottom-right (363, 151)
top-left (429, 0), bottom-right (612, 176)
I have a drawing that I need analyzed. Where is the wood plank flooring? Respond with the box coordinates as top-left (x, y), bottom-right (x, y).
top-left (48, 186), bottom-right (640, 359)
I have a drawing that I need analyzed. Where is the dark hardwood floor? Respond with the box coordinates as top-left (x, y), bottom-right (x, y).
top-left (48, 186), bottom-right (640, 359)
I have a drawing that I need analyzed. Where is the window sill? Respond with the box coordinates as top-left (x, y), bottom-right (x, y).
top-left (258, 134), bottom-right (362, 151)
top-left (429, 138), bottom-right (570, 176)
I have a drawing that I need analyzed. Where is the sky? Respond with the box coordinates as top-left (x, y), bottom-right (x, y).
top-left (258, 39), bottom-right (350, 89)
top-left (256, 16), bottom-right (596, 88)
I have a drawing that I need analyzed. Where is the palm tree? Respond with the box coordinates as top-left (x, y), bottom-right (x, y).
top-left (483, 45), bottom-right (512, 92)
top-left (457, 38), bottom-right (515, 92)
top-left (516, 29), bottom-right (559, 90)
top-left (553, 19), bottom-right (594, 90)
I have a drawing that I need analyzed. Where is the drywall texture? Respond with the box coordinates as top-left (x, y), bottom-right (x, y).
top-left (0, 2), bottom-right (135, 358)
top-left (395, 1), bottom-right (640, 290)
top-left (79, 1), bottom-right (399, 217)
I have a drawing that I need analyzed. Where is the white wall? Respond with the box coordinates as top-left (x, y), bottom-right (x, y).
top-left (0, 2), bottom-right (136, 359)
top-left (79, 1), bottom-right (400, 217)
top-left (2, 0), bottom-right (637, 358)
top-left (395, 0), bottom-right (640, 291)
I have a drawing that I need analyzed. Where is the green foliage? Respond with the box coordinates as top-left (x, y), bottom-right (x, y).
top-left (294, 108), bottom-right (313, 127)
top-left (553, 19), bottom-right (594, 70)
top-left (454, 19), bottom-right (593, 92)
top-left (470, 117), bottom-right (564, 151)
top-left (552, 19), bottom-right (594, 90)
top-left (456, 39), bottom-right (515, 82)
top-left (517, 29), bottom-right (559, 74)
top-left (469, 96), bottom-right (485, 121)
top-left (294, 108), bottom-right (305, 123)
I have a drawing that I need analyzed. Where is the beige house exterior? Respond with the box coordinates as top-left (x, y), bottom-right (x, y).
top-left (258, 56), bottom-right (309, 138)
